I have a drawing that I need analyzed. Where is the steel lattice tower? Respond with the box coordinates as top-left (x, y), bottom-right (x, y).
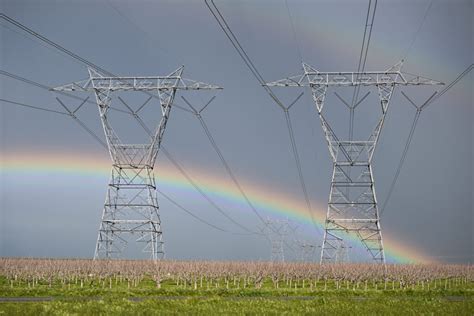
top-left (260, 218), bottom-right (290, 262)
top-left (53, 67), bottom-right (221, 260)
top-left (296, 240), bottom-right (317, 262)
top-left (265, 61), bottom-right (442, 263)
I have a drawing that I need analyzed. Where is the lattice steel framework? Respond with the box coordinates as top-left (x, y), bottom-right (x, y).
top-left (260, 218), bottom-right (290, 262)
top-left (53, 67), bottom-right (221, 260)
top-left (265, 61), bottom-right (442, 263)
top-left (296, 240), bottom-right (318, 262)
top-left (334, 241), bottom-right (351, 263)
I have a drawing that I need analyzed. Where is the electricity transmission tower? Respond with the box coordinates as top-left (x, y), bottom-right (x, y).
top-left (334, 241), bottom-right (351, 263)
top-left (288, 224), bottom-right (318, 262)
top-left (265, 61), bottom-right (442, 264)
top-left (260, 218), bottom-right (291, 262)
top-left (53, 67), bottom-right (221, 260)
top-left (295, 240), bottom-right (318, 262)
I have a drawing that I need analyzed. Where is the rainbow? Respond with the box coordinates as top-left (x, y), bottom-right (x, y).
top-left (0, 2), bottom-right (451, 264)
top-left (0, 150), bottom-right (433, 263)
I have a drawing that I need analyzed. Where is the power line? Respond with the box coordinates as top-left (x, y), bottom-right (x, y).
top-left (181, 97), bottom-right (297, 249)
top-left (159, 187), bottom-right (261, 235)
top-left (181, 96), bottom-right (267, 224)
top-left (0, 97), bottom-right (108, 148)
top-left (205, 0), bottom-right (322, 237)
top-left (55, 97), bottom-right (109, 148)
top-left (422, 64), bottom-right (474, 109)
top-left (2, 67), bottom-right (257, 235)
top-left (350, 0), bottom-right (377, 140)
top-left (0, 98), bottom-right (69, 116)
top-left (205, 0), bottom-right (286, 110)
top-left (0, 13), bottom-right (186, 112)
top-left (401, 0), bottom-right (435, 60)
top-left (156, 188), bottom-right (229, 233)
top-left (380, 107), bottom-right (421, 217)
top-left (161, 146), bottom-right (261, 236)
top-left (0, 12), bottom-right (211, 118)
top-left (0, 95), bottom-right (240, 235)
top-left (0, 14), bottom-right (254, 236)
top-left (379, 0), bottom-right (444, 218)
top-left (380, 64), bottom-right (473, 217)
top-left (284, 0), bottom-right (303, 63)
top-left (284, 109), bottom-right (314, 226)
top-left (0, 23), bottom-right (87, 69)
top-left (0, 70), bottom-right (71, 95)
top-left (0, 14), bottom-right (113, 76)
top-left (0, 70), bottom-right (131, 115)
top-left (105, 0), bottom-right (183, 64)
top-left (116, 95), bottom-right (260, 235)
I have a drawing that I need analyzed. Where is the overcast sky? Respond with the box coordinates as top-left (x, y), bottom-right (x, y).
top-left (0, 0), bottom-right (472, 263)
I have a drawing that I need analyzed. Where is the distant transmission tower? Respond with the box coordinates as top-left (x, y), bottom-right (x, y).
top-left (334, 241), bottom-right (351, 263)
top-left (265, 61), bottom-right (442, 263)
top-left (53, 67), bottom-right (221, 260)
top-left (288, 224), bottom-right (318, 262)
top-left (295, 240), bottom-right (318, 262)
top-left (260, 218), bottom-right (290, 262)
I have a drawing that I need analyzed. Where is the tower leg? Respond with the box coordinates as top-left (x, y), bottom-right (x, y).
top-left (94, 147), bottom-right (164, 260)
top-left (320, 146), bottom-right (384, 263)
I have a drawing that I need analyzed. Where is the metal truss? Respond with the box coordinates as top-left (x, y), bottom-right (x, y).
top-left (53, 67), bottom-right (221, 260)
top-left (266, 62), bottom-right (441, 87)
top-left (334, 241), bottom-right (351, 263)
top-left (289, 224), bottom-right (318, 262)
top-left (295, 240), bottom-right (318, 262)
top-left (265, 61), bottom-right (442, 264)
top-left (259, 218), bottom-right (291, 263)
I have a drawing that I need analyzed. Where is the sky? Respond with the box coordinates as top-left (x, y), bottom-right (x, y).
top-left (0, 0), bottom-right (472, 263)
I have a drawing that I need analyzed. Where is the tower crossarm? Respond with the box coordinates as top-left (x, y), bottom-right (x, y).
top-left (264, 63), bottom-right (444, 88)
top-left (51, 66), bottom-right (221, 167)
top-left (52, 70), bottom-right (222, 92)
